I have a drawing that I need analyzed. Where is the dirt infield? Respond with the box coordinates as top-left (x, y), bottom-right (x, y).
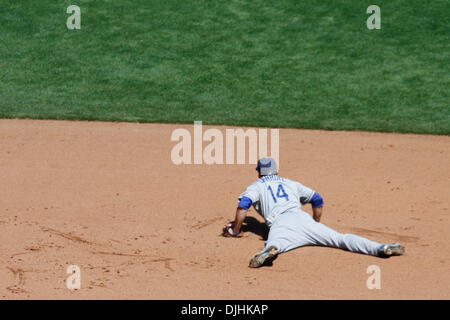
top-left (0, 119), bottom-right (448, 299)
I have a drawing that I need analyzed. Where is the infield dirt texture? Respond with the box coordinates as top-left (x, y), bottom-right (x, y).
top-left (0, 0), bottom-right (449, 299)
top-left (0, 120), bottom-right (449, 299)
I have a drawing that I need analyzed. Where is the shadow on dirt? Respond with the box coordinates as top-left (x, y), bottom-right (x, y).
top-left (242, 216), bottom-right (269, 241)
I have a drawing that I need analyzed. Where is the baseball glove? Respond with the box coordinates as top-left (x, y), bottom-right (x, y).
top-left (222, 221), bottom-right (242, 238)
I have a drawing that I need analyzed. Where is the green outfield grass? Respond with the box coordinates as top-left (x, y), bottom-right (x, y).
top-left (0, 1), bottom-right (449, 134)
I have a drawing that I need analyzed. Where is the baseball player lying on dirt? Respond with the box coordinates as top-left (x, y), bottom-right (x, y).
top-left (222, 157), bottom-right (405, 268)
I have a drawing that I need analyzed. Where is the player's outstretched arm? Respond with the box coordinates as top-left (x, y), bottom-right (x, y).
top-left (310, 192), bottom-right (324, 222)
top-left (312, 206), bottom-right (323, 222)
top-left (222, 194), bottom-right (253, 237)
top-left (232, 207), bottom-right (247, 234)
top-left (222, 207), bottom-right (247, 237)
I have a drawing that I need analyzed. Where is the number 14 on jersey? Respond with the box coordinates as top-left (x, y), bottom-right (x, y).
top-left (268, 184), bottom-right (289, 203)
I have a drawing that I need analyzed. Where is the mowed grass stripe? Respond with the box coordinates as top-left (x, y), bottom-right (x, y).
top-left (0, 1), bottom-right (448, 134)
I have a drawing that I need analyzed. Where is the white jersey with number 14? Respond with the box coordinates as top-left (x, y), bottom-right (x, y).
top-left (238, 175), bottom-right (316, 227)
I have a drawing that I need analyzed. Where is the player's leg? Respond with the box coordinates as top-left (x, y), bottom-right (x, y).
top-left (301, 220), bottom-right (383, 256)
top-left (250, 210), bottom-right (401, 267)
top-left (264, 209), bottom-right (386, 256)
top-left (263, 210), bottom-right (314, 253)
top-left (249, 210), bottom-right (312, 267)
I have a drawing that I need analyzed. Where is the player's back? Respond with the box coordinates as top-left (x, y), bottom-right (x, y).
top-left (241, 175), bottom-right (315, 226)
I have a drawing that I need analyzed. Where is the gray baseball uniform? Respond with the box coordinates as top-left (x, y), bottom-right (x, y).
top-left (239, 174), bottom-right (382, 256)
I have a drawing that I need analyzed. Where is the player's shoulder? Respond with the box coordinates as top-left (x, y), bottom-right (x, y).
top-left (279, 177), bottom-right (312, 192)
top-left (245, 179), bottom-right (264, 189)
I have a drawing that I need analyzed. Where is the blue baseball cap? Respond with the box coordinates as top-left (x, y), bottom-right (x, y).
top-left (256, 157), bottom-right (278, 176)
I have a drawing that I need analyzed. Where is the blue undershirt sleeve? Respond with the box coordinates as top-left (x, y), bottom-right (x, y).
top-left (238, 196), bottom-right (253, 210)
top-left (310, 192), bottom-right (324, 208)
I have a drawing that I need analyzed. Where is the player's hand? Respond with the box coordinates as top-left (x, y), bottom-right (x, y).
top-left (222, 222), bottom-right (242, 238)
